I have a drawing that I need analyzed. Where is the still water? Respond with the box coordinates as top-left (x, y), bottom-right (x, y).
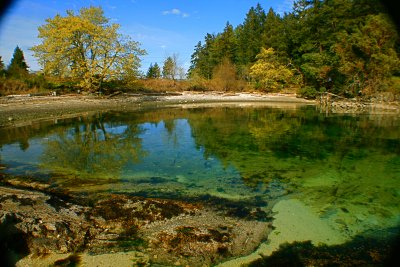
top-left (1, 104), bottom-right (400, 252)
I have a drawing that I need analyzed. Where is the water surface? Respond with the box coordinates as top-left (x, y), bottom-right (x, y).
top-left (1, 104), bottom-right (399, 250)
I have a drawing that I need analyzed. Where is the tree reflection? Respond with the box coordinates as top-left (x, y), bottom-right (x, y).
top-left (40, 114), bottom-right (146, 179)
top-left (187, 107), bottom-right (400, 187)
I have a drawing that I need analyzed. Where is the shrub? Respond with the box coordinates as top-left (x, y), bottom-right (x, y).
top-left (297, 86), bottom-right (318, 99)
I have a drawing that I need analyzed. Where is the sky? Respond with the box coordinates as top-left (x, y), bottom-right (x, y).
top-left (0, 0), bottom-right (295, 74)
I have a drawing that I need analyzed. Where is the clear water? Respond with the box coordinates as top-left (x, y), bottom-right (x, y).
top-left (1, 105), bottom-right (400, 242)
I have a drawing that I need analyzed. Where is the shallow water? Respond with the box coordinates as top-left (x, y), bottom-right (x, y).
top-left (1, 104), bottom-right (400, 259)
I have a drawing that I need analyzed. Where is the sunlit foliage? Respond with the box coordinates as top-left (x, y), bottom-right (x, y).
top-left (31, 6), bottom-right (146, 91)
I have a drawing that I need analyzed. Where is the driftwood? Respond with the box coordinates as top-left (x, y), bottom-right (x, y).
top-left (317, 92), bottom-right (369, 113)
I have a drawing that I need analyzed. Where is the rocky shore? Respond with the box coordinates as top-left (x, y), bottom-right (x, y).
top-left (317, 92), bottom-right (400, 114)
top-left (0, 174), bottom-right (272, 266)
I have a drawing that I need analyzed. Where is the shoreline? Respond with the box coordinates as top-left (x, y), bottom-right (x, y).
top-left (1, 91), bottom-right (399, 128)
top-left (0, 91), bottom-right (313, 128)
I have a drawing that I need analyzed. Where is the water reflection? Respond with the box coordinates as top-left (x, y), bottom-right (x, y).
top-left (40, 114), bottom-right (146, 179)
top-left (1, 105), bottom-right (399, 240)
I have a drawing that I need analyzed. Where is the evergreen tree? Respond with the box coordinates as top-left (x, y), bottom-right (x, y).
top-left (197, 34), bottom-right (217, 79)
top-left (334, 13), bottom-right (399, 95)
top-left (189, 0), bottom-right (400, 96)
top-left (146, 63), bottom-right (154, 78)
top-left (188, 41), bottom-right (203, 77)
top-left (213, 22), bottom-right (237, 63)
top-left (146, 63), bottom-right (161, 79)
top-left (8, 46), bottom-right (29, 77)
top-left (236, 4), bottom-right (266, 66)
top-left (262, 8), bottom-right (286, 55)
top-left (152, 63), bottom-right (161, 79)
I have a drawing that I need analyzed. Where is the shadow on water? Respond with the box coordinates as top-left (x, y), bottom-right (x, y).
top-left (249, 229), bottom-right (400, 267)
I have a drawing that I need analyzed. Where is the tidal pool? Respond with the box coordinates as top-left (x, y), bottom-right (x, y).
top-left (1, 104), bottom-right (399, 265)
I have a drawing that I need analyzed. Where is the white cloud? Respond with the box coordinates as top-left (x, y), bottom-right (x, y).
top-left (162, 8), bottom-right (189, 18)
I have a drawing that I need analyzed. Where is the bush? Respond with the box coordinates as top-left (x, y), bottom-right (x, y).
top-left (0, 77), bottom-right (31, 96)
top-left (298, 86), bottom-right (318, 99)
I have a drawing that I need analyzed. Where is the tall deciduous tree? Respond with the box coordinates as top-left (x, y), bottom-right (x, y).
top-left (31, 6), bottom-right (146, 91)
top-left (8, 46), bottom-right (29, 77)
top-left (162, 57), bottom-right (175, 79)
top-left (250, 48), bottom-right (298, 91)
top-left (162, 54), bottom-right (180, 80)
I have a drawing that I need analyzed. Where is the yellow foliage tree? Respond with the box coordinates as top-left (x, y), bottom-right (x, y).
top-left (31, 6), bottom-right (146, 91)
top-left (250, 47), bottom-right (298, 91)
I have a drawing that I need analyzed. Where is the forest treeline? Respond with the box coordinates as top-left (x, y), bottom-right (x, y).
top-left (1, 0), bottom-right (399, 99)
top-left (188, 0), bottom-right (400, 98)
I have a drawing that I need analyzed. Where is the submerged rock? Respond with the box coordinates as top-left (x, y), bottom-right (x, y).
top-left (0, 183), bottom-right (273, 266)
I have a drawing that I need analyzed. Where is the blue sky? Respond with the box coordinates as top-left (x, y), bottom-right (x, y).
top-left (0, 0), bottom-right (294, 74)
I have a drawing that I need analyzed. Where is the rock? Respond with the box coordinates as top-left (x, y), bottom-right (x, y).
top-left (43, 223), bottom-right (57, 231)
top-left (0, 183), bottom-right (273, 266)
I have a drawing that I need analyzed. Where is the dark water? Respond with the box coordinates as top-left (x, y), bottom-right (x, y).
top-left (1, 105), bottom-right (400, 245)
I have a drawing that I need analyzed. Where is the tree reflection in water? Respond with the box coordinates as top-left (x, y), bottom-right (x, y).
top-left (40, 114), bottom-right (146, 179)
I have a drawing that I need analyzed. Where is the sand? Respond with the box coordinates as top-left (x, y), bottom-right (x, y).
top-left (218, 198), bottom-right (348, 266)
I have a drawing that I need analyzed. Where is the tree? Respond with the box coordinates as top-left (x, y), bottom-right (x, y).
top-left (250, 48), bottom-right (298, 91)
top-left (146, 63), bottom-right (161, 79)
top-left (213, 22), bottom-right (237, 63)
top-left (162, 54), bottom-right (180, 80)
top-left (41, 116), bottom-right (145, 179)
top-left (8, 46), bottom-right (29, 77)
top-left (31, 6), bottom-right (146, 91)
top-left (334, 14), bottom-right (400, 95)
top-left (162, 57), bottom-right (174, 79)
top-left (178, 67), bottom-right (186, 80)
top-left (0, 56), bottom-right (4, 71)
top-left (188, 35), bottom-right (217, 79)
top-left (236, 4), bottom-right (266, 66)
top-left (212, 57), bottom-right (239, 91)
top-left (262, 8), bottom-right (286, 56)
